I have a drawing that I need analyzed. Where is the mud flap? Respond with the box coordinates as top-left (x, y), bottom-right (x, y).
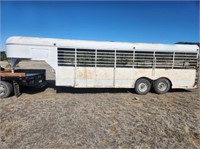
top-left (13, 80), bottom-right (21, 97)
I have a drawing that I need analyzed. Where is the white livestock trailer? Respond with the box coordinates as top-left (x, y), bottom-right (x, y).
top-left (4, 36), bottom-right (199, 96)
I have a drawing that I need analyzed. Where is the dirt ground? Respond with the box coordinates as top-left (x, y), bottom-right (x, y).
top-left (0, 61), bottom-right (200, 149)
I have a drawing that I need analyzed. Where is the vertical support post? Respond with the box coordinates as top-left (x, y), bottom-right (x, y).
top-left (133, 50), bottom-right (135, 68)
top-left (95, 49), bottom-right (97, 82)
top-left (95, 49), bottom-right (97, 68)
top-left (152, 51), bottom-right (156, 76)
top-left (74, 48), bottom-right (77, 86)
top-left (172, 52), bottom-right (175, 69)
top-left (113, 50), bottom-right (116, 87)
top-left (195, 51), bottom-right (200, 90)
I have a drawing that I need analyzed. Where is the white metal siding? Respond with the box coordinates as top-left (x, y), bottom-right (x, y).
top-left (6, 36), bottom-right (199, 89)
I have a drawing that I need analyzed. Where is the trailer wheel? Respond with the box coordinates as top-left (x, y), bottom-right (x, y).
top-left (135, 78), bottom-right (151, 95)
top-left (153, 78), bottom-right (170, 94)
top-left (0, 81), bottom-right (13, 98)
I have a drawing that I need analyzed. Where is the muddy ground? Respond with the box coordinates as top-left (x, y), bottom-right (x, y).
top-left (0, 61), bottom-right (200, 149)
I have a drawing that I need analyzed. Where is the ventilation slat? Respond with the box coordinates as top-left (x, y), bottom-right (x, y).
top-left (57, 48), bottom-right (198, 69)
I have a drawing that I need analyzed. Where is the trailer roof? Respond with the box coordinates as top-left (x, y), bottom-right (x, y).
top-left (6, 36), bottom-right (199, 52)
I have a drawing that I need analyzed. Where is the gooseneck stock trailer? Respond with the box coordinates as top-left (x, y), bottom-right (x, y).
top-left (0, 36), bottom-right (199, 98)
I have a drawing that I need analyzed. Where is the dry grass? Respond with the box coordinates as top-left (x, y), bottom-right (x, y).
top-left (0, 61), bottom-right (200, 149)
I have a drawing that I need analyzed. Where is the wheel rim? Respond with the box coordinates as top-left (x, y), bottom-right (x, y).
top-left (0, 84), bottom-right (6, 96)
top-left (138, 83), bottom-right (148, 92)
top-left (158, 82), bottom-right (167, 91)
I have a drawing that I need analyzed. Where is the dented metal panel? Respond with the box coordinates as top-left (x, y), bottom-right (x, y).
top-left (55, 66), bottom-right (196, 89)
top-left (115, 68), bottom-right (134, 87)
top-left (55, 67), bottom-right (75, 86)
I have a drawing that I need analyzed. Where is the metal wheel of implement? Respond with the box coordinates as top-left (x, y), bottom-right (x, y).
top-left (153, 78), bottom-right (170, 94)
top-left (135, 78), bottom-right (151, 95)
top-left (0, 81), bottom-right (13, 98)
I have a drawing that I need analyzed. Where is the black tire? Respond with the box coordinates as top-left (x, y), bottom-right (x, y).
top-left (0, 81), bottom-right (13, 98)
top-left (153, 78), bottom-right (171, 94)
top-left (134, 78), bottom-right (151, 95)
